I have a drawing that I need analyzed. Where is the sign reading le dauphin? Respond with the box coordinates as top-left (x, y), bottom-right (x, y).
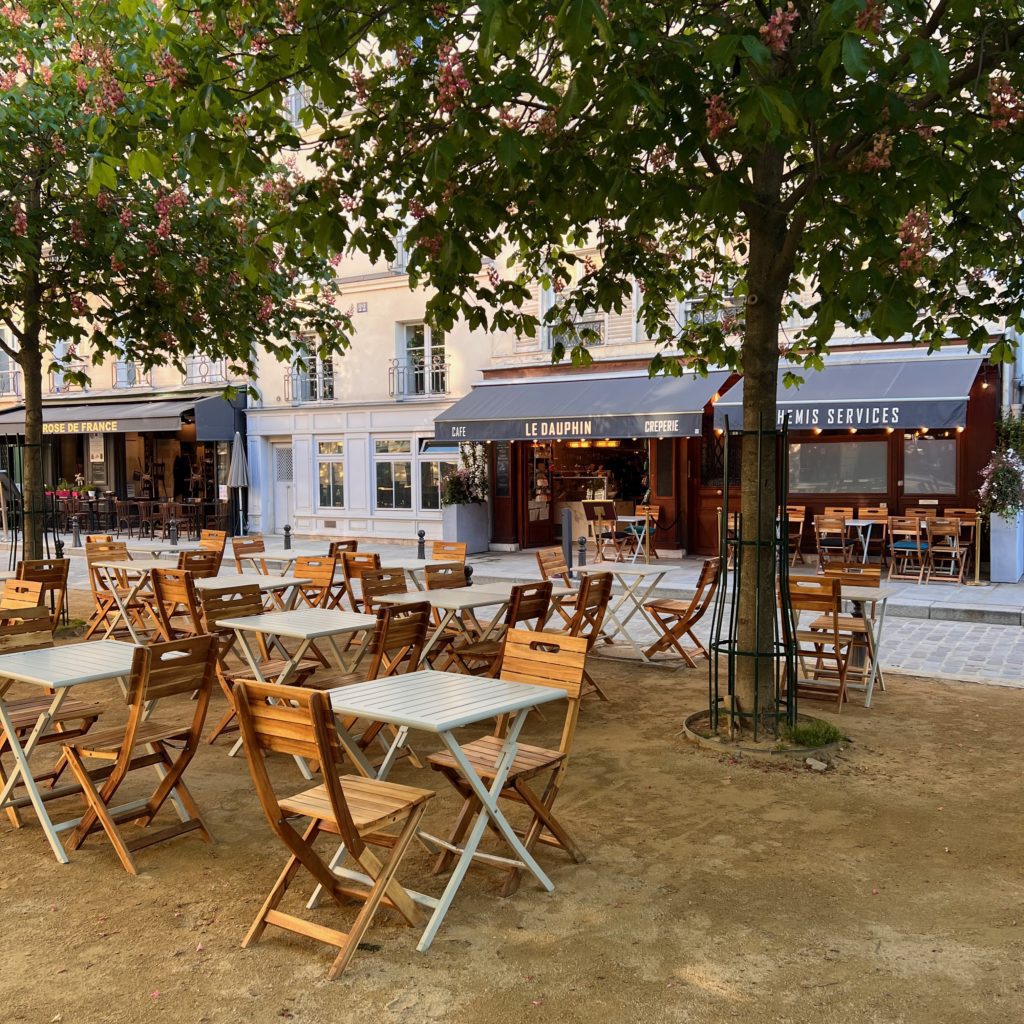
top-left (43, 420), bottom-right (119, 435)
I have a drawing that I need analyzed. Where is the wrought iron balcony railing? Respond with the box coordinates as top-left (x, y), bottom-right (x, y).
top-left (388, 355), bottom-right (450, 399)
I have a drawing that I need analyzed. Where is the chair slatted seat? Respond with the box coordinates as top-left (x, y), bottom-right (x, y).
top-left (428, 629), bottom-right (589, 896)
top-left (888, 516), bottom-right (928, 582)
top-left (234, 680), bottom-right (433, 979)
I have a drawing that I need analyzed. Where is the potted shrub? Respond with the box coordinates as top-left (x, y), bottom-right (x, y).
top-left (55, 478), bottom-right (71, 498)
top-left (979, 449), bottom-right (1024, 583)
top-left (440, 443), bottom-right (490, 554)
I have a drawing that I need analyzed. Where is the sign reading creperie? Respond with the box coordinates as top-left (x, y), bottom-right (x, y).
top-left (42, 420), bottom-right (118, 435)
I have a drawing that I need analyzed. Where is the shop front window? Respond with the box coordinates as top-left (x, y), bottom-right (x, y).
top-left (903, 435), bottom-right (956, 494)
top-left (317, 440), bottom-right (345, 508)
top-left (374, 439), bottom-right (412, 509)
top-left (788, 440), bottom-right (887, 494)
top-left (419, 440), bottom-right (459, 511)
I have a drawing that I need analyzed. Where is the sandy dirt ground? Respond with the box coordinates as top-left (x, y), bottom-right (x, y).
top-left (1, 605), bottom-right (1022, 1024)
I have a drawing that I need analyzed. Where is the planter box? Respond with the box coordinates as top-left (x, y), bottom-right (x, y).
top-left (990, 511), bottom-right (1024, 584)
top-left (442, 501), bottom-right (490, 554)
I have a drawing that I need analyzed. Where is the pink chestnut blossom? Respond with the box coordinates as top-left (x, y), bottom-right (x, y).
top-left (436, 41), bottom-right (468, 114)
top-left (257, 295), bottom-right (274, 321)
top-left (989, 76), bottom-right (1024, 131)
top-left (70, 295), bottom-right (87, 314)
top-left (706, 94), bottom-right (735, 140)
top-left (855, 0), bottom-right (884, 33)
top-left (897, 207), bottom-right (930, 274)
top-left (10, 203), bottom-right (27, 237)
top-left (760, 3), bottom-right (798, 56)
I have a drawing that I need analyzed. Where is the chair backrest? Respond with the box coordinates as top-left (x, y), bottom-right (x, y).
top-left (198, 584), bottom-right (265, 640)
top-left (431, 540), bottom-right (467, 563)
top-left (329, 539), bottom-right (359, 556)
top-left (360, 568), bottom-right (408, 612)
top-left (634, 504), bottom-right (661, 523)
top-left (177, 549), bottom-right (221, 578)
top-left (814, 515), bottom-right (846, 537)
top-left (535, 546), bottom-right (572, 586)
top-left (856, 505), bottom-right (889, 518)
top-left (944, 507), bottom-right (977, 522)
top-left (904, 507), bottom-right (936, 519)
top-left (151, 568), bottom-right (203, 640)
top-left (567, 572), bottom-right (612, 649)
top-left (926, 517), bottom-right (960, 544)
top-left (787, 575), bottom-right (841, 616)
top-left (341, 552), bottom-right (383, 610)
top-left (232, 535), bottom-right (266, 571)
top-left (293, 555), bottom-right (338, 607)
top-left (85, 540), bottom-right (131, 594)
top-left (504, 581), bottom-right (553, 630)
top-left (85, 534), bottom-right (113, 544)
top-left (121, 635), bottom-right (217, 758)
top-left (784, 505), bottom-right (806, 523)
top-left (424, 562), bottom-right (468, 590)
top-left (889, 516), bottom-right (923, 545)
top-left (685, 557), bottom-right (722, 623)
top-left (0, 605), bottom-right (54, 653)
top-left (499, 629), bottom-right (589, 754)
top-left (364, 601), bottom-right (430, 677)
top-left (1, 578), bottom-right (44, 611)
top-left (234, 681), bottom-right (364, 853)
top-left (824, 506), bottom-right (853, 518)
top-left (199, 529), bottom-right (227, 552)
top-left (822, 562), bottom-right (882, 588)
top-left (15, 558), bottom-right (69, 628)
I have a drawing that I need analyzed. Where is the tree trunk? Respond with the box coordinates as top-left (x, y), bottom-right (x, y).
top-left (20, 332), bottom-right (44, 560)
top-left (734, 146), bottom-right (788, 731)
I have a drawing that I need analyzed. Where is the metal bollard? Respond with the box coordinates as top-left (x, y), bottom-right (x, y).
top-left (465, 564), bottom-right (474, 587)
top-left (576, 535), bottom-right (587, 573)
top-left (71, 515), bottom-right (81, 549)
top-left (417, 528), bottom-right (426, 560)
top-left (168, 518), bottom-right (178, 545)
top-left (54, 538), bottom-right (65, 559)
top-left (283, 524), bottom-right (292, 550)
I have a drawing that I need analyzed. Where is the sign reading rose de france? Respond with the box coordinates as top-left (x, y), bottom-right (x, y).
top-left (43, 420), bottom-right (119, 435)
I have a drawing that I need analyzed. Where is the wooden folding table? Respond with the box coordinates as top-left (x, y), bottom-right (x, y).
top-left (576, 562), bottom-right (668, 661)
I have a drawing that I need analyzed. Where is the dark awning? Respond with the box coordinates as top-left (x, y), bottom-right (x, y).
top-left (712, 347), bottom-right (986, 430)
top-left (435, 370), bottom-right (731, 441)
top-left (196, 395), bottom-right (246, 442)
top-left (0, 395), bottom-right (242, 437)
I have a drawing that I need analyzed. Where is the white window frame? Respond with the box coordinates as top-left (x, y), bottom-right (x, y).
top-left (418, 439), bottom-right (460, 513)
top-left (540, 285), bottom-right (606, 350)
top-left (393, 323), bottom-right (447, 398)
top-left (292, 335), bottom-right (336, 403)
top-left (372, 436), bottom-right (414, 512)
top-left (315, 439), bottom-right (346, 511)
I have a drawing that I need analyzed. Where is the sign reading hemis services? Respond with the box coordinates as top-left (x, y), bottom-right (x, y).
top-left (43, 420), bottom-right (118, 435)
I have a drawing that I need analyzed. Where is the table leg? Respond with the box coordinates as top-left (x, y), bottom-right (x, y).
top-left (406, 568), bottom-right (425, 592)
top-left (418, 608), bottom-right (458, 663)
top-left (98, 567), bottom-right (141, 644)
top-left (416, 711), bottom-right (554, 952)
top-left (864, 599), bottom-right (888, 707)
top-left (0, 692), bottom-right (71, 863)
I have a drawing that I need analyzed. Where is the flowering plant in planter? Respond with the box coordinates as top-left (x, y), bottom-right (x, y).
top-left (441, 443), bottom-right (488, 506)
top-left (978, 450), bottom-right (1024, 518)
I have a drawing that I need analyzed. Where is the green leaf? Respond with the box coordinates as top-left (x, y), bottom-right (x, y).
top-left (741, 35), bottom-right (773, 69)
top-left (705, 35), bottom-right (741, 71)
top-left (818, 38), bottom-right (842, 86)
top-left (841, 34), bottom-right (870, 79)
top-left (558, 72), bottom-right (593, 124)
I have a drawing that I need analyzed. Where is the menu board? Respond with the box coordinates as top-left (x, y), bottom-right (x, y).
top-left (494, 441), bottom-right (511, 498)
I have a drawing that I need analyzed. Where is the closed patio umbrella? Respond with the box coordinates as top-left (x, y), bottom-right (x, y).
top-left (227, 431), bottom-right (250, 535)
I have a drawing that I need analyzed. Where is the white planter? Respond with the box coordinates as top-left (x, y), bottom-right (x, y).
top-left (989, 511), bottom-right (1024, 584)
top-left (442, 501), bottom-right (490, 554)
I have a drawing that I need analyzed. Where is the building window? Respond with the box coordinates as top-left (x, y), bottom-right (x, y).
top-left (390, 324), bottom-right (448, 398)
top-left (419, 440), bottom-right (459, 510)
top-left (316, 440), bottom-right (344, 508)
top-left (374, 438), bottom-right (412, 509)
top-left (290, 337), bottom-right (335, 403)
top-left (903, 435), bottom-right (957, 494)
top-left (788, 440), bottom-right (887, 494)
top-left (284, 84), bottom-right (312, 127)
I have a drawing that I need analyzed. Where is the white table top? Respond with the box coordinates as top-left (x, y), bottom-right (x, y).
top-left (578, 562), bottom-right (666, 577)
top-left (471, 579), bottom-right (576, 600)
top-left (0, 639), bottom-right (137, 689)
top-left (380, 589), bottom-right (509, 611)
top-left (843, 585), bottom-right (897, 602)
top-left (92, 557), bottom-right (169, 572)
top-left (845, 519), bottom-right (884, 527)
top-left (218, 607), bottom-right (376, 640)
top-left (244, 546), bottom-right (330, 562)
top-left (125, 542), bottom-right (204, 555)
top-left (194, 574), bottom-right (312, 592)
top-left (326, 670), bottom-right (567, 733)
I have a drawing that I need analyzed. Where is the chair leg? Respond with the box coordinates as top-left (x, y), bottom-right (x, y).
top-left (582, 666), bottom-right (609, 701)
top-left (431, 789), bottom-right (480, 876)
top-left (62, 748), bottom-right (138, 874)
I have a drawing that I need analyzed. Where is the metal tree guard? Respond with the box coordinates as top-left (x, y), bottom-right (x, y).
top-left (708, 415), bottom-right (797, 740)
top-left (0, 433), bottom-right (60, 571)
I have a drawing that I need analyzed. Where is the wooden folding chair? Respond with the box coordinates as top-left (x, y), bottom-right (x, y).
top-left (341, 552), bottom-right (382, 612)
top-left (0, 607), bottom-right (103, 827)
top-left (535, 547), bottom-right (578, 626)
top-left (233, 535), bottom-right (269, 574)
top-left (83, 540), bottom-right (148, 641)
top-left (820, 563), bottom-right (886, 695)
top-left (178, 548), bottom-right (221, 578)
top-left (813, 515), bottom-right (852, 570)
top-left (199, 529), bottom-right (227, 553)
top-left (784, 506), bottom-right (807, 566)
top-left (855, 506), bottom-right (890, 565)
top-left (564, 572), bottom-right (613, 701)
top-left (234, 680), bottom-right (433, 979)
top-left (888, 516), bottom-right (928, 583)
top-left (15, 558), bottom-right (69, 630)
top-left (329, 539), bottom-right (359, 556)
top-left (150, 568), bottom-right (204, 641)
top-left (62, 635), bottom-right (219, 873)
top-left (944, 508), bottom-right (977, 576)
top-left (585, 501), bottom-right (628, 561)
top-left (783, 576), bottom-right (852, 711)
top-left (1, 578), bottom-right (46, 612)
top-left (643, 557), bottom-right (721, 664)
top-left (449, 581), bottom-right (553, 675)
top-left (199, 585), bottom-right (321, 744)
top-left (430, 540), bottom-right (467, 563)
top-left (292, 555), bottom-right (339, 608)
top-left (925, 517), bottom-right (965, 583)
top-left (424, 562), bottom-right (468, 590)
top-left (625, 504), bottom-right (661, 561)
top-left (428, 629), bottom-right (589, 896)
top-left (360, 568), bottom-right (408, 613)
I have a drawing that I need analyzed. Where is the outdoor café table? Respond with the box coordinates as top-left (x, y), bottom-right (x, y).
top-left (238, 545), bottom-right (330, 574)
top-left (576, 562), bottom-right (669, 662)
top-left (0, 639), bottom-right (191, 864)
top-left (91, 557), bottom-right (170, 644)
top-left (124, 540), bottom-right (204, 558)
top-left (471, 578), bottom-right (577, 625)
top-left (193, 573), bottom-right (313, 611)
top-left (842, 585), bottom-right (896, 708)
top-left (844, 519), bottom-right (885, 563)
top-left (378, 587), bottom-right (514, 662)
top-left (318, 670), bottom-right (570, 952)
